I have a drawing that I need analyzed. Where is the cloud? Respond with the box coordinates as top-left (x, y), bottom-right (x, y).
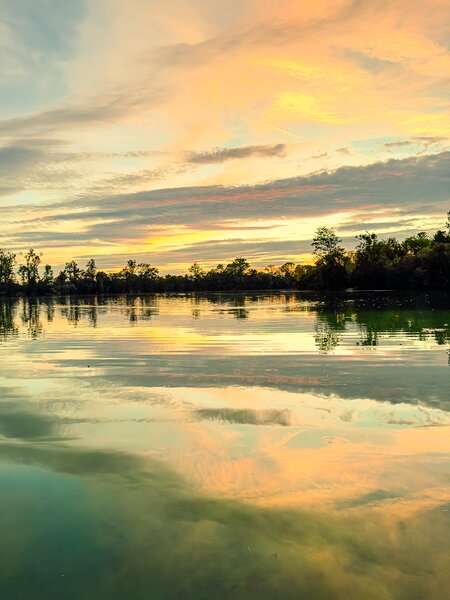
top-left (149, 1), bottom-right (376, 71)
top-left (0, 88), bottom-right (169, 138)
top-left (1, 0), bottom-right (450, 267)
top-left (81, 144), bottom-right (288, 195)
top-left (0, 138), bottom-right (80, 196)
top-left (335, 147), bottom-right (351, 156)
top-left (193, 407), bottom-right (292, 426)
top-left (341, 48), bottom-right (396, 74)
top-left (3, 150), bottom-right (449, 268)
top-left (0, 400), bottom-right (57, 440)
top-left (185, 144), bottom-right (287, 164)
top-left (383, 137), bottom-right (448, 151)
top-left (0, 139), bottom-right (57, 174)
top-left (89, 168), bottom-right (171, 194)
top-left (309, 152), bottom-right (329, 160)
top-left (58, 150), bottom-right (450, 225)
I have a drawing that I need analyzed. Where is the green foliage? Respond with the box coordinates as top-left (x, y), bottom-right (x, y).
top-left (402, 232), bottom-right (431, 255)
top-left (433, 211), bottom-right (450, 243)
top-left (295, 213), bottom-right (450, 291)
top-left (309, 227), bottom-right (349, 290)
top-left (3, 213), bottom-right (450, 295)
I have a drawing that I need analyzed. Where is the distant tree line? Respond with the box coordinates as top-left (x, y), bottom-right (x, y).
top-left (0, 212), bottom-right (449, 295)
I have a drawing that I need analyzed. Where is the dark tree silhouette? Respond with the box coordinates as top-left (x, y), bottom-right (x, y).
top-left (1, 213), bottom-right (450, 295)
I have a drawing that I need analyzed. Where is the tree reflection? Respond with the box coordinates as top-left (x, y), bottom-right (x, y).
top-left (314, 324), bottom-right (341, 353)
top-left (86, 304), bottom-right (98, 327)
top-left (0, 299), bottom-right (18, 340)
top-left (313, 297), bottom-right (347, 353)
top-left (122, 296), bottom-right (158, 323)
top-left (0, 293), bottom-right (448, 354)
top-left (21, 298), bottom-right (42, 339)
top-left (44, 298), bottom-right (56, 323)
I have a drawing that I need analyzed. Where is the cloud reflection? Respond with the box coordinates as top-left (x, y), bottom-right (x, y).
top-left (1, 293), bottom-right (450, 597)
top-left (193, 407), bottom-right (292, 426)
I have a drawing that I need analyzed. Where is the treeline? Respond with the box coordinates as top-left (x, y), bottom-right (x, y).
top-left (0, 212), bottom-right (449, 295)
top-left (0, 254), bottom-right (298, 295)
top-left (299, 211), bottom-right (450, 290)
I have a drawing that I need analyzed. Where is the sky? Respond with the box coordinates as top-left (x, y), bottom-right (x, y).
top-left (1, 0), bottom-right (449, 272)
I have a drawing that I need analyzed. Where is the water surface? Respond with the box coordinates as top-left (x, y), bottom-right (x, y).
top-left (1, 293), bottom-right (449, 599)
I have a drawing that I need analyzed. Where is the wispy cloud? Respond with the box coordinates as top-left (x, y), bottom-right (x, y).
top-left (185, 143), bottom-right (287, 164)
top-left (3, 151), bottom-right (449, 269)
top-left (1, 0), bottom-right (449, 266)
top-left (0, 88), bottom-right (169, 138)
top-left (383, 136), bottom-right (448, 151)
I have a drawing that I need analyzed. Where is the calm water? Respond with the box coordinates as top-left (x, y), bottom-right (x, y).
top-left (0, 293), bottom-right (449, 599)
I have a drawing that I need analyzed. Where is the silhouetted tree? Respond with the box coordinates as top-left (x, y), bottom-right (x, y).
top-left (433, 211), bottom-right (450, 243)
top-left (1, 212), bottom-right (450, 295)
top-left (84, 258), bottom-right (96, 280)
top-left (64, 261), bottom-right (81, 284)
top-left (308, 227), bottom-right (348, 289)
top-left (18, 249), bottom-right (41, 290)
top-left (0, 250), bottom-right (16, 292)
top-left (403, 232), bottom-right (432, 255)
top-left (352, 232), bottom-right (391, 289)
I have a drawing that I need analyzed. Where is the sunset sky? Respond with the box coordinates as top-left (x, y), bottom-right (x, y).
top-left (1, 0), bottom-right (449, 272)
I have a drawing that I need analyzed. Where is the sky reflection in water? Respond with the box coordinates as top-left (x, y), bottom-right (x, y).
top-left (0, 293), bottom-right (449, 599)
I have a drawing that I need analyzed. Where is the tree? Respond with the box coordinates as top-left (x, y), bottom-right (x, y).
top-left (222, 257), bottom-right (250, 289)
top-left (188, 263), bottom-right (205, 280)
top-left (280, 262), bottom-right (296, 277)
top-left (433, 212), bottom-right (450, 243)
top-left (312, 227), bottom-right (343, 256)
top-left (225, 257), bottom-right (250, 277)
top-left (351, 232), bottom-right (405, 289)
top-left (64, 261), bottom-right (81, 283)
top-left (95, 271), bottom-right (109, 294)
top-left (310, 227), bottom-right (348, 289)
top-left (18, 249), bottom-right (42, 288)
top-left (124, 259), bottom-right (137, 276)
top-left (136, 263), bottom-right (159, 280)
top-left (265, 265), bottom-right (278, 276)
top-left (118, 259), bottom-right (138, 291)
top-left (402, 232), bottom-right (431, 255)
top-left (84, 258), bottom-right (96, 280)
top-left (41, 265), bottom-right (54, 291)
top-left (42, 265), bottom-right (54, 282)
top-left (355, 232), bottom-right (378, 252)
top-left (0, 250), bottom-right (16, 288)
top-left (276, 262), bottom-right (297, 287)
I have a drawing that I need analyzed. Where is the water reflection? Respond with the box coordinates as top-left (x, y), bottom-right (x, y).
top-left (21, 298), bottom-right (43, 339)
top-left (0, 299), bottom-right (18, 340)
top-left (1, 293), bottom-right (448, 406)
top-left (1, 292), bottom-right (449, 344)
top-left (1, 441), bottom-right (450, 599)
top-left (0, 293), bottom-right (449, 598)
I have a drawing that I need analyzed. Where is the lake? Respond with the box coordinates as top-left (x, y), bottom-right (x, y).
top-left (0, 292), bottom-right (449, 599)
